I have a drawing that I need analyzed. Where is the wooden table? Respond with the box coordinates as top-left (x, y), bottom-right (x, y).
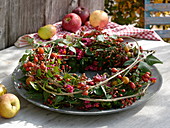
top-left (0, 39), bottom-right (170, 128)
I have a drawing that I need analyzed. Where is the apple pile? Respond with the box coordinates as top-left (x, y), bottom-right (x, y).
top-left (0, 84), bottom-right (20, 119)
top-left (37, 7), bottom-right (109, 40)
top-left (62, 7), bottom-right (109, 32)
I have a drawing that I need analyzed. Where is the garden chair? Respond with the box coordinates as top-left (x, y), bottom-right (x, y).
top-left (144, 0), bottom-right (170, 38)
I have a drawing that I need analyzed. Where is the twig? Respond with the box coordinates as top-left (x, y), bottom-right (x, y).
top-left (79, 83), bottom-right (151, 102)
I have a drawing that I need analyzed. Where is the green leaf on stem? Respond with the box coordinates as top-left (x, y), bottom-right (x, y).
top-left (94, 86), bottom-right (104, 96)
top-left (54, 66), bottom-right (59, 73)
top-left (36, 69), bottom-right (42, 77)
top-left (138, 61), bottom-right (151, 73)
top-left (55, 96), bottom-right (65, 104)
top-left (69, 46), bottom-right (76, 54)
top-left (123, 58), bottom-right (135, 66)
top-left (30, 81), bottom-right (39, 91)
top-left (58, 43), bottom-right (66, 47)
top-left (19, 54), bottom-right (29, 62)
top-left (110, 35), bottom-right (118, 39)
top-left (145, 54), bottom-right (163, 66)
top-left (47, 70), bottom-right (53, 77)
top-left (97, 35), bottom-right (105, 42)
top-left (85, 48), bottom-right (93, 56)
top-left (43, 91), bottom-right (50, 101)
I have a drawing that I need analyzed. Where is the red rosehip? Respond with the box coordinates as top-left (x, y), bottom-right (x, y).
top-left (111, 68), bottom-right (118, 73)
top-left (37, 47), bottom-right (44, 54)
top-left (82, 90), bottom-right (88, 96)
top-left (34, 56), bottom-right (39, 63)
top-left (129, 82), bottom-right (136, 89)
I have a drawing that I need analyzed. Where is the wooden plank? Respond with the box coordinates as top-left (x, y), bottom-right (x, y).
top-left (0, 0), bottom-right (8, 50)
top-left (155, 30), bottom-right (170, 38)
top-left (145, 3), bottom-right (170, 12)
top-left (79, 0), bottom-right (105, 13)
top-left (145, 17), bottom-right (170, 25)
top-left (45, 0), bottom-right (72, 24)
top-left (8, 0), bottom-right (46, 48)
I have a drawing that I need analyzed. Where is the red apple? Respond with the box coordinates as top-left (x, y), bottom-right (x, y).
top-left (62, 13), bottom-right (82, 33)
top-left (0, 93), bottom-right (20, 118)
top-left (72, 6), bottom-right (90, 24)
top-left (89, 10), bottom-right (109, 28)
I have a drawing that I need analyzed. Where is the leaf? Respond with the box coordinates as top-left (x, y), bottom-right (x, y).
top-left (43, 91), bottom-right (50, 101)
top-left (25, 49), bottom-right (32, 53)
top-left (85, 48), bottom-right (93, 56)
top-left (47, 70), bottom-right (53, 77)
top-left (123, 58), bottom-right (135, 66)
top-left (145, 55), bottom-right (163, 66)
top-left (69, 46), bottom-right (76, 54)
top-left (58, 43), bottom-right (66, 47)
top-left (30, 81), bottom-right (39, 91)
top-left (74, 93), bottom-right (89, 98)
top-left (63, 73), bottom-right (71, 79)
top-left (109, 35), bottom-right (118, 39)
top-left (55, 96), bottom-right (64, 104)
top-left (106, 94), bottom-right (112, 99)
top-left (100, 86), bottom-right (107, 97)
top-left (36, 69), bottom-right (42, 77)
top-left (138, 61), bottom-right (151, 73)
top-left (54, 66), bottom-right (59, 73)
top-left (97, 35), bottom-right (105, 42)
top-left (63, 39), bottom-right (71, 45)
top-left (66, 35), bottom-right (73, 41)
top-left (55, 39), bottom-right (64, 43)
top-left (19, 54), bottom-right (29, 62)
top-left (94, 86), bottom-right (104, 96)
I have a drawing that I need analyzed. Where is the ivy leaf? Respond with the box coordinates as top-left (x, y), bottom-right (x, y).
top-left (97, 35), bottom-right (105, 42)
top-left (138, 61), bottom-right (151, 73)
top-left (30, 81), bottom-right (39, 91)
top-left (69, 46), bottom-right (76, 54)
top-left (123, 58), bottom-right (135, 66)
top-left (145, 55), bottom-right (163, 66)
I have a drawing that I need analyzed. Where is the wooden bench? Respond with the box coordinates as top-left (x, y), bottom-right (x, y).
top-left (144, 0), bottom-right (170, 38)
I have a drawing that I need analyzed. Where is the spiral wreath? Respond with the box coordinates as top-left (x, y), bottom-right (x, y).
top-left (18, 29), bottom-right (162, 110)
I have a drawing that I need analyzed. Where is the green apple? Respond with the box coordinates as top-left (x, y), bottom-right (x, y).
top-left (0, 84), bottom-right (7, 96)
top-left (0, 93), bottom-right (20, 118)
top-left (38, 24), bottom-right (57, 40)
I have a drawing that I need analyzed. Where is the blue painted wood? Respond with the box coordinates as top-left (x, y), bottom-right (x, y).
top-left (155, 30), bottom-right (170, 38)
top-left (145, 3), bottom-right (170, 12)
top-left (144, 0), bottom-right (170, 38)
top-left (145, 17), bottom-right (170, 25)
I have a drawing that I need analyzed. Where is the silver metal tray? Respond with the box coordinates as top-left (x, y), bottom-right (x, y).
top-left (12, 65), bottom-right (162, 115)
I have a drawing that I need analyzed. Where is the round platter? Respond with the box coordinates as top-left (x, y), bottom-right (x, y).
top-left (12, 65), bottom-right (162, 115)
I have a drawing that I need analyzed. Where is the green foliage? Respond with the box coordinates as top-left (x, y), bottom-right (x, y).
top-left (105, 0), bottom-right (144, 28)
